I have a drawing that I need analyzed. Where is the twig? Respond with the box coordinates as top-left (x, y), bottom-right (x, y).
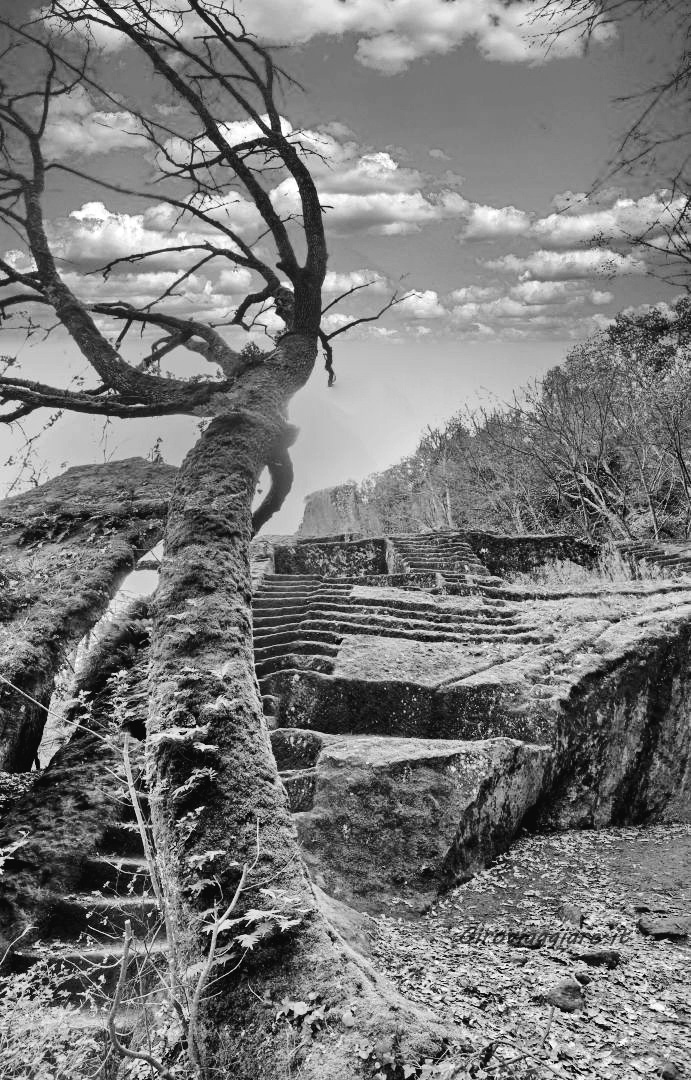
top-left (187, 818), bottom-right (261, 1076)
top-left (106, 919), bottom-right (174, 1079)
top-left (123, 733), bottom-right (188, 1027)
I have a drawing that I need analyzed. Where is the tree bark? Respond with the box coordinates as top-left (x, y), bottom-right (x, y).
top-left (146, 334), bottom-right (448, 1078)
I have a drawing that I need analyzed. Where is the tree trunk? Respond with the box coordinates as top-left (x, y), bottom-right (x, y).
top-left (146, 334), bottom-right (448, 1078)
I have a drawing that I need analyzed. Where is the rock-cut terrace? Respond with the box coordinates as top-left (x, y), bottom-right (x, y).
top-left (0, 460), bottom-right (689, 1044)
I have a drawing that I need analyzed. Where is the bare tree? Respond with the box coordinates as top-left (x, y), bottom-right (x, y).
top-left (0, 4), bottom-right (443, 1078)
top-left (534, 0), bottom-right (691, 286)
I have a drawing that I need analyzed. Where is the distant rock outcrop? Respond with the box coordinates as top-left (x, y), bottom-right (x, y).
top-left (299, 482), bottom-right (368, 537)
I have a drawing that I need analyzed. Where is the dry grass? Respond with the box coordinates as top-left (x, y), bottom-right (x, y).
top-left (504, 547), bottom-right (663, 589)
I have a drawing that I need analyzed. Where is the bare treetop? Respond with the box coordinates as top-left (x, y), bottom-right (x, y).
top-left (0, 2), bottom-right (405, 424)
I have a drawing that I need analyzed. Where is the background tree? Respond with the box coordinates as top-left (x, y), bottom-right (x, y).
top-left (536, 0), bottom-right (691, 287)
top-left (0, 4), bottom-right (442, 1078)
top-left (358, 297), bottom-right (691, 541)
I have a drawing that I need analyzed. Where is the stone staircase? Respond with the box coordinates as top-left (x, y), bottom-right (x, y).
top-left (8, 755), bottom-right (161, 1040)
top-left (252, 570), bottom-right (541, 719)
top-left (390, 533), bottom-right (505, 594)
top-left (619, 539), bottom-right (691, 578)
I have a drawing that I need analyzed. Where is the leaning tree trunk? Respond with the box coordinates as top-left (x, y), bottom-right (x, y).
top-left (146, 334), bottom-right (449, 1079)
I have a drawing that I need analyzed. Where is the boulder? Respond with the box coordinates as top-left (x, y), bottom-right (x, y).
top-left (637, 914), bottom-right (690, 940)
top-left (291, 733), bottom-right (552, 914)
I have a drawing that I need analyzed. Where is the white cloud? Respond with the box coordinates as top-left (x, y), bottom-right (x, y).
top-left (458, 200), bottom-right (532, 241)
top-left (450, 285), bottom-right (501, 303)
top-left (532, 192), bottom-right (687, 248)
top-left (49, 199), bottom-right (260, 272)
top-left (485, 248), bottom-right (648, 281)
top-left (397, 290), bottom-right (446, 318)
top-left (589, 289), bottom-right (613, 305)
top-left (48, 0), bottom-right (615, 73)
top-left (448, 190), bottom-right (685, 249)
top-left (272, 179), bottom-right (450, 235)
top-left (323, 270), bottom-right (388, 293)
top-left (42, 87), bottom-right (145, 158)
top-left (509, 280), bottom-right (582, 304)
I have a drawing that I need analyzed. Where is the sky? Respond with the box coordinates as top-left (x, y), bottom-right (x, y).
top-left (0, 0), bottom-right (684, 530)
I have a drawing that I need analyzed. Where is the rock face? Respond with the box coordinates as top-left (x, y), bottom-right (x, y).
top-left (0, 459), bottom-right (176, 770)
top-left (1, 469), bottom-right (690, 964)
top-left (299, 483), bottom-right (366, 538)
top-left (277, 732), bottom-right (551, 913)
top-left (256, 531), bottom-right (691, 913)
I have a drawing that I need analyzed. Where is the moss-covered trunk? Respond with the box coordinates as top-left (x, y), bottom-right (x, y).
top-left (146, 335), bottom-right (447, 1078)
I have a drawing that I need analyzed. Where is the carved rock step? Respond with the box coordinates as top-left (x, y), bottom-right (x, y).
top-left (40, 1004), bottom-right (142, 1037)
top-left (253, 629), bottom-right (344, 649)
top-left (254, 600), bottom-right (524, 625)
top-left (252, 596), bottom-right (352, 614)
top-left (254, 639), bottom-right (342, 662)
top-left (100, 821), bottom-right (147, 857)
top-left (79, 854), bottom-right (151, 895)
top-left (255, 652), bottom-right (337, 678)
top-left (260, 579), bottom-right (352, 590)
top-left (254, 603), bottom-right (521, 627)
top-left (271, 728), bottom-right (552, 915)
top-left (45, 894), bottom-right (162, 941)
top-left (10, 941), bottom-right (167, 997)
top-left (256, 614), bottom-right (537, 641)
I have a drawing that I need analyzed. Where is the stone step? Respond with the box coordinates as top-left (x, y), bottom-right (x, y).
top-left (255, 608), bottom-right (528, 633)
top-left (253, 628), bottom-right (344, 648)
top-left (253, 608), bottom-right (523, 632)
top-left (264, 574), bottom-right (322, 582)
top-left (252, 600), bottom-right (318, 615)
top-left (262, 693), bottom-right (280, 715)
top-left (281, 768), bottom-right (317, 812)
top-left (256, 608), bottom-right (530, 636)
top-left (11, 941), bottom-right (168, 997)
top-left (79, 855), bottom-right (151, 895)
top-left (99, 822), bottom-right (146, 857)
top-left (253, 592), bottom-right (353, 609)
top-left (259, 580), bottom-right (351, 591)
top-left (45, 895), bottom-right (161, 941)
top-left (254, 652), bottom-right (336, 679)
top-left (254, 639), bottom-right (342, 662)
top-left (37, 1004), bottom-right (142, 1040)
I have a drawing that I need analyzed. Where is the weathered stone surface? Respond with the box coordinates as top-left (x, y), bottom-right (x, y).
top-left (543, 609), bottom-right (691, 827)
top-left (544, 977), bottom-right (585, 1012)
top-left (0, 459), bottom-right (175, 770)
top-left (462, 531), bottom-right (599, 577)
top-left (274, 537), bottom-right (388, 576)
top-left (260, 574), bottom-right (691, 828)
top-left (291, 733), bottom-right (551, 914)
top-left (298, 483), bottom-right (366, 538)
top-left (637, 914), bottom-right (690, 940)
top-left (0, 731), bottom-right (126, 947)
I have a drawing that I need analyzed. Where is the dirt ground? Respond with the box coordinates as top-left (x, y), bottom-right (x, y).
top-left (371, 824), bottom-right (691, 1078)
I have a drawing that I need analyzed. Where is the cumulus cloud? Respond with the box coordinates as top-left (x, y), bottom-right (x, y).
top-left (50, 199), bottom-right (261, 273)
top-left (451, 190), bottom-right (684, 249)
top-left (509, 280), bottom-right (584, 304)
top-left (455, 199), bottom-right (532, 241)
top-left (532, 192), bottom-right (687, 248)
top-left (272, 178), bottom-right (451, 235)
top-left (396, 290), bottom-right (446, 318)
top-left (323, 270), bottom-right (388, 293)
top-left (484, 248), bottom-right (648, 281)
top-left (42, 86), bottom-right (145, 158)
top-left (450, 285), bottom-right (501, 303)
top-left (50, 0), bottom-right (615, 73)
